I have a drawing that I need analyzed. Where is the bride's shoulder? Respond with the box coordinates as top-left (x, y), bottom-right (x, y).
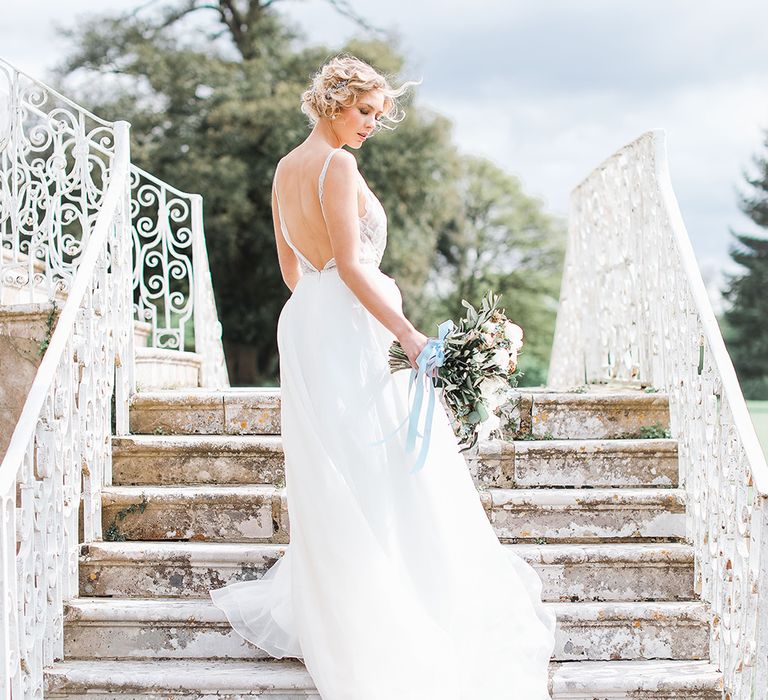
top-left (276, 146), bottom-right (358, 184)
top-left (324, 149), bottom-right (359, 181)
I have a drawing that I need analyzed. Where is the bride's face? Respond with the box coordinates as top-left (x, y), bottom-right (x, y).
top-left (334, 89), bottom-right (385, 149)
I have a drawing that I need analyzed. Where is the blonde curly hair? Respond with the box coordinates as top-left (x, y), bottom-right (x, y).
top-left (300, 53), bottom-right (420, 133)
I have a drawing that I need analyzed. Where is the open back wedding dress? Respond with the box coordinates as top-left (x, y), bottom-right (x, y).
top-left (209, 147), bottom-right (557, 699)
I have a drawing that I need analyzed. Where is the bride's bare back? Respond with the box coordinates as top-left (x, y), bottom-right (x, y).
top-left (272, 145), bottom-right (369, 273)
top-left (271, 139), bottom-right (421, 370)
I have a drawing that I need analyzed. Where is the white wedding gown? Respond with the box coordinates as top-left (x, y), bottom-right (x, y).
top-left (209, 148), bottom-right (557, 699)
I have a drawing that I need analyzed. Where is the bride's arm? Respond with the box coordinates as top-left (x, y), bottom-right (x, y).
top-left (321, 150), bottom-right (427, 368)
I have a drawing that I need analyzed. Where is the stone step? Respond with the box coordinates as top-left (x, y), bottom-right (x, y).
top-left (470, 438), bottom-right (678, 489)
top-left (100, 485), bottom-right (289, 544)
top-left (127, 388), bottom-right (669, 440)
top-left (489, 487), bottom-right (686, 543)
top-left (44, 658), bottom-right (723, 698)
top-left (62, 598), bottom-right (710, 662)
top-left (100, 486), bottom-right (685, 544)
top-left (112, 434), bottom-right (679, 489)
top-left (129, 389), bottom-right (280, 436)
top-left (112, 435), bottom-right (285, 486)
top-left (527, 389), bottom-right (671, 440)
top-left (79, 541), bottom-right (695, 602)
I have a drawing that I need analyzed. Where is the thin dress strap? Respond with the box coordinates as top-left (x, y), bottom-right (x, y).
top-left (318, 147), bottom-right (343, 216)
top-left (273, 162), bottom-right (318, 272)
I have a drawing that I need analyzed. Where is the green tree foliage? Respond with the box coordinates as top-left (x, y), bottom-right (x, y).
top-left (424, 156), bottom-right (566, 385)
top-left (722, 131), bottom-right (768, 399)
top-left (56, 0), bottom-right (564, 385)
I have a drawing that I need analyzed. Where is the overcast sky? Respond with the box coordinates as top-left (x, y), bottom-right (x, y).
top-left (3, 1), bottom-right (768, 308)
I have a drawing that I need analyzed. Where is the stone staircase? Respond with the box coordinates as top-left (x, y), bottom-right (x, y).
top-left (44, 386), bottom-right (724, 698)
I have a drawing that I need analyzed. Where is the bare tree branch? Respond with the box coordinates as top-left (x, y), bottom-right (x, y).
top-left (117, 0), bottom-right (387, 62)
top-left (323, 0), bottom-right (387, 36)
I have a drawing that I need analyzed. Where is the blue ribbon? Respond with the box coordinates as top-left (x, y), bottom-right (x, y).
top-left (370, 319), bottom-right (454, 474)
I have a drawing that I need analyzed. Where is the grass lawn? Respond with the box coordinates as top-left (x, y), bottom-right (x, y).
top-left (748, 401), bottom-right (768, 458)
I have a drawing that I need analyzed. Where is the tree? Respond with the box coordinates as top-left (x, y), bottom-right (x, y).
top-left (722, 128), bottom-right (768, 399)
top-left (57, 3), bottom-right (459, 382)
top-left (55, 1), bottom-right (564, 386)
top-left (424, 155), bottom-right (566, 385)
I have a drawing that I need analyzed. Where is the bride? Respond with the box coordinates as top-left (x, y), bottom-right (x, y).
top-left (209, 53), bottom-right (557, 699)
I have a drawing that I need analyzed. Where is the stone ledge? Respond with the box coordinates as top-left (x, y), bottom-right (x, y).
top-left (529, 391), bottom-right (670, 439)
top-left (98, 485), bottom-right (686, 543)
top-left (470, 437), bottom-right (679, 488)
top-left (61, 598), bottom-right (711, 662)
top-left (112, 434), bottom-right (284, 486)
top-left (126, 387), bottom-right (670, 440)
top-left (111, 433), bottom-right (680, 490)
top-left (488, 487), bottom-right (686, 542)
top-left (78, 541), bottom-right (695, 602)
top-left (100, 485), bottom-right (290, 544)
top-left (129, 389), bottom-right (281, 435)
top-left (44, 658), bottom-right (723, 698)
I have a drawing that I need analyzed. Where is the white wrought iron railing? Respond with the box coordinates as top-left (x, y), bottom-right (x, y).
top-left (548, 129), bottom-right (768, 699)
top-left (0, 61), bottom-right (119, 304)
top-left (0, 57), bottom-right (229, 386)
top-left (0, 57), bottom-right (228, 697)
top-left (0, 71), bottom-right (133, 695)
top-left (130, 166), bottom-right (228, 387)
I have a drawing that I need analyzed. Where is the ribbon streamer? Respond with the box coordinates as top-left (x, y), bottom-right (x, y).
top-left (369, 320), bottom-right (454, 474)
top-left (404, 319), bottom-right (454, 473)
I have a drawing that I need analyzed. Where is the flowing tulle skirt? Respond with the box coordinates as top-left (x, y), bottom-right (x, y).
top-left (209, 264), bottom-right (556, 699)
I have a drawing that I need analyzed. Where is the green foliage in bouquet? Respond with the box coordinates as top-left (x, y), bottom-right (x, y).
top-left (388, 290), bottom-right (524, 451)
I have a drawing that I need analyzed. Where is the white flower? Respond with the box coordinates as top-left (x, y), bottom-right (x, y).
top-left (504, 321), bottom-right (524, 351)
top-left (479, 376), bottom-right (509, 410)
top-left (492, 348), bottom-right (511, 373)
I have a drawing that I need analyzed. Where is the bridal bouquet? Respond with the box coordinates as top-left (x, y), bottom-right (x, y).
top-left (387, 291), bottom-right (524, 471)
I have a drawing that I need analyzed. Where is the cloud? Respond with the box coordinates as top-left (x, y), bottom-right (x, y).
top-left (4, 0), bottom-right (768, 290)
top-left (403, 1), bottom-right (768, 99)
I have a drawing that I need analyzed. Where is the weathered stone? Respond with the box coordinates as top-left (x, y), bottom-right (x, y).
top-left (134, 348), bottom-right (202, 390)
top-left (129, 391), bottom-right (227, 435)
top-left (57, 385), bottom-right (722, 694)
top-left (515, 437), bottom-right (678, 487)
top-left (44, 658), bottom-right (724, 699)
top-left (100, 485), bottom-right (288, 543)
top-left (79, 542), bottom-right (287, 598)
top-left (100, 485), bottom-right (683, 544)
top-left (549, 659), bottom-right (723, 698)
top-left (514, 542), bottom-right (694, 602)
top-left (530, 391), bottom-right (670, 439)
top-left (465, 439), bottom-right (516, 488)
top-left (127, 388), bottom-right (672, 440)
top-left (112, 435), bottom-right (285, 485)
top-left (45, 659), bottom-right (320, 698)
top-left (114, 432), bottom-right (678, 491)
top-left (133, 319), bottom-right (152, 348)
top-left (491, 488), bottom-right (686, 542)
top-left (224, 389), bottom-right (281, 435)
top-left (0, 303), bottom-right (62, 459)
top-left (62, 598), bottom-right (709, 662)
top-left (552, 601), bottom-right (710, 662)
top-left (78, 541), bottom-right (694, 603)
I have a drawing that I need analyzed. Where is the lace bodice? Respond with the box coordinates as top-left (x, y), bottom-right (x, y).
top-left (274, 148), bottom-right (388, 274)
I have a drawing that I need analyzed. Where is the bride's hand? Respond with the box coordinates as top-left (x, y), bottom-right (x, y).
top-left (398, 328), bottom-right (429, 371)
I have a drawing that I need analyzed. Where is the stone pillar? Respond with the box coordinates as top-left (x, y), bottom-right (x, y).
top-left (0, 303), bottom-right (61, 460)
